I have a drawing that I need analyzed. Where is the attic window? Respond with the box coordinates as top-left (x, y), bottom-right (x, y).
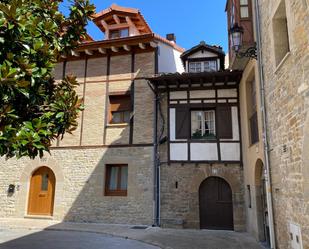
top-left (110, 28), bottom-right (129, 39)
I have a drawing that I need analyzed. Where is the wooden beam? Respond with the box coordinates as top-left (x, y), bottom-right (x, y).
top-left (126, 16), bottom-right (140, 35)
top-left (150, 42), bottom-right (158, 48)
top-left (123, 45), bottom-right (131, 51)
top-left (113, 14), bottom-right (121, 24)
top-left (85, 49), bottom-right (93, 55)
top-left (71, 50), bottom-right (80, 57)
top-left (139, 43), bottom-right (146, 49)
top-left (98, 48), bottom-right (106, 54)
top-left (111, 46), bottom-right (119, 52)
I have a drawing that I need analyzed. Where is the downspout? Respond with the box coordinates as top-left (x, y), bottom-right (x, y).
top-left (254, 0), bottom-right (276, 248)
top-left (148, 80), bottom-right (160, 227)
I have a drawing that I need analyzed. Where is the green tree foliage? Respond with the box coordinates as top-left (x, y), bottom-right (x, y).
top-left (0, 0), bottom-right (95, 159)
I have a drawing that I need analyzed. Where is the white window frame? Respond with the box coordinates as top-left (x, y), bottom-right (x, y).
top-left (191, 110), bottom-right (216, 139)
top-left (189, 61), bottom-right (217, 73)
top-left (240, 0), bottom-right (249, 19)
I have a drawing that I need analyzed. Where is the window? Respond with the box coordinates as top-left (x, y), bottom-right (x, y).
top-left (240, 0), bottom-right (249, 18)
top-left (175, 106), bottom-right (233, 140)
top-left (109, 94), bottom-right (131, 124)
top-left (272, 0), bottom-right (290, 66)
top-left (191, 110), bottom-right (216, 139)
top-left (247, 185), bottom-right (252, 208)
top-left (41, 173), bottom-right (48, 191)
top-left (204, 61), bottom-right (217, 72)
top-left (230, 0), bottom-right (236, 27)
top-left (109, 28), bottom-right (129, 39)
top-left (189, 62), bottom-right (202, 73)
top-left (105, 164), bottom-right (128, 196)
top-left (189, 61), bottom-right (217, 73)
top-left (247, 80), bottom-right (259, 144)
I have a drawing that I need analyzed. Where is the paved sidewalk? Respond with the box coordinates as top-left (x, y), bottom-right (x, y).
top-left (0, 218), bottom-right (264, 249)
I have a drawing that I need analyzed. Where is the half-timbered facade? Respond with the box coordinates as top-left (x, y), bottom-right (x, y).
top-left (148, 43), bottom-right (245, 230)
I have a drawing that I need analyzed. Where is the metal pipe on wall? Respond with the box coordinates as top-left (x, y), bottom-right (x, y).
top-left (254, 0), bottom-right (276, 248)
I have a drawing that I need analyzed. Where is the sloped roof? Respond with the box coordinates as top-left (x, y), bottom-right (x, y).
top-left (92, 4), bottom-right (152, 34)
top-left (181, 41), bottom-right (225, 61)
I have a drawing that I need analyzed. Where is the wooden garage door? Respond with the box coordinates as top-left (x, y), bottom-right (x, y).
top-left (199, 177), bottom-right (234, 230)
top-left (28, 167), bottom-right (56, 216)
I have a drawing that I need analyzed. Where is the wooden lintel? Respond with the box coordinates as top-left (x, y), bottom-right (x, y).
top-left (123, 45), bottom-right (131, 51)
top-left (113, 14), bottom-right (121, 24)
top-left (111, 46), bottom-right (119, 52)
top-left (139, 43), bottom-right (146, 49)
top-left (150, 42), bottom-right (158, 48)
top-left (126, 16), bottom-right (140, 35)
top-left (85, 49), bottom-right (93, 55)
top-left (100, 20), bottom-right (109, 30)
top-left (71, 50), bottom-right (80, 57)
top-left (98, 48), bottom-right (106, 54)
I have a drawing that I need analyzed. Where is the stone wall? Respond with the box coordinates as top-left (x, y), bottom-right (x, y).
top-left (160, 163), bottom-right (245, 231)
top-left (0, 147), bottom-right (154, 225)
top-left (259, 0), bottom-right (309, 247)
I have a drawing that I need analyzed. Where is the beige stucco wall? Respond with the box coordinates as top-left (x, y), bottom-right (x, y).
top-left (258, 0), bottom-right (309, 247)
top-left (239, 59), bottom-right (266, 241)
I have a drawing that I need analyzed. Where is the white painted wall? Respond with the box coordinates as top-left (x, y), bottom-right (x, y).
top-left (187, 50), bottom-right (217, 59)
top-left (220, 143), bottom-right (240, 161)
top-left (190, 143), bottom-right (218, 161)
top-left (158, 42), bottom-right (184, 74)
top-left (170, 143), bottom-right (188, 160)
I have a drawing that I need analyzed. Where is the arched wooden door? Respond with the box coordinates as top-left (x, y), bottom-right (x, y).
top-left (28, 167), bottom-right (56, 216)
top-left (199, 177), bottom-right (234, 230)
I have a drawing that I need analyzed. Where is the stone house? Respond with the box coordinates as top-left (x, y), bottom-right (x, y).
top-left (227, 0), bottom-right (309, 248)
top-left (148, 42), bottom-right (245, 230)
top-left (226, 0), bottom-right (273, 247)
top-left (257, 0), bottom-right (309, 248)
top-left (0, 4), bottom-right (184, 225)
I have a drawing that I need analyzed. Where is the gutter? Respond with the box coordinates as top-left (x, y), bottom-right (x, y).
top-left (254, 0), bottom-right (276, 248)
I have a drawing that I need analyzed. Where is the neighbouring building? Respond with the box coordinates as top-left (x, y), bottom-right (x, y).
top-left (257, 0), bottom-right (309, 248)
top-left (227, 0), bottom-right (309, 248)
top-left (148, 42), bottom-right (245, 230)
top-left (226, 0), bottom-right (272, 247)
top-left (0, 4), bottom-right (184, 225)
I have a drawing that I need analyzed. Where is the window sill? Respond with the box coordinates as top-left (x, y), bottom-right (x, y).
top-left (105, 191), bottom-right (127, 197)
top-left (106, 123), bottom-right (129, 128)
top-left (274, 52), bottom-right (291, 74)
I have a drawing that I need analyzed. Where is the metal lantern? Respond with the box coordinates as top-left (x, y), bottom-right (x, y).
top-left (230, 23), bottom-right (244, 52)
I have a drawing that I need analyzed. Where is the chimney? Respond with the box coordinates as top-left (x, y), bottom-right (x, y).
top-left (166, 33), bottom-right (176, 43)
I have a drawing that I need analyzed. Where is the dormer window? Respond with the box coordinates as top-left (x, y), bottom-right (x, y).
top-left (189, 60), bottom-right (217, 73)
top-left (109, 28), bottom-right (129, 39)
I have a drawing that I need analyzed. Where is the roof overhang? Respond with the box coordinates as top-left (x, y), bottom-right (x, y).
top-left (147, 70), bottom-right (243, 92)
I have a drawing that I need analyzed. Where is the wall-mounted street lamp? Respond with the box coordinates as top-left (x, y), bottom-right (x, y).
top-left (230, 23), bottom-right (257, 60)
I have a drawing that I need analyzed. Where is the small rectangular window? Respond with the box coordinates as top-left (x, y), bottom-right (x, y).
top-left (204, 61), bottom-right (217, 72)
top-left (272, 0), bottom-right (290, 66)
top-left (109, 95), bottom-right (131, 124)
top-left (189, 62), bottom-right (202, 73)
top-left (109, 28), bottom-right (129, 39)
top-left (105, 164), bottom-right (128, 196)
top-left (41, 173), bottom-right (48, 191)
top-left (247, 185), bottom-right (252, 208)
top-left (191, 110), bottom-right (216, 140)
top-left (240, 0), bottom-right (249, 18)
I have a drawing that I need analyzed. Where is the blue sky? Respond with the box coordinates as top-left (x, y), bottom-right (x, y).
top-left (60, 0), bottom-right (228, 52)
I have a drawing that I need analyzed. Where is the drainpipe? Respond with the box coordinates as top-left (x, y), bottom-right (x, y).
top-left (149, 81), bottom-right (160, 227)
top-left (254, 0), bottom-right (276, 248)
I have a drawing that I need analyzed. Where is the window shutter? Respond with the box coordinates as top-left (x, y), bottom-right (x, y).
top-left (217, 106), bottom-right (233, 139)
top-left (175, 107), bottom-right (189, 139)
top-left (109, 95), bottom-right (131, 112)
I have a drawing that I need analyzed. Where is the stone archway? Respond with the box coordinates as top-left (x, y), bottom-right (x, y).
top-left (199, 176), bottom-right (234, 230)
